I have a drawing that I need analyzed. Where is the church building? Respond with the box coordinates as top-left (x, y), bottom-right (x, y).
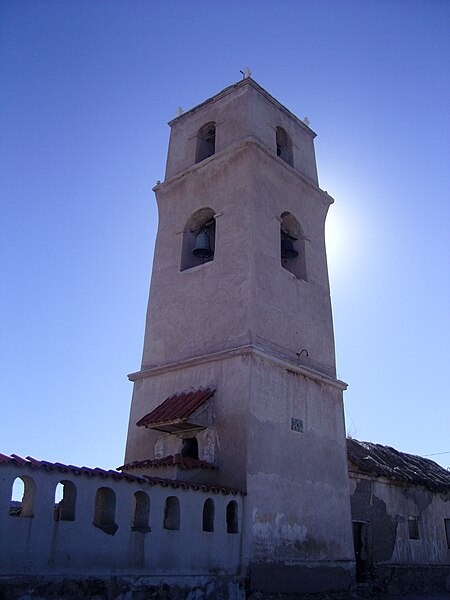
top-left (1, 77), bottom-right (449, 599)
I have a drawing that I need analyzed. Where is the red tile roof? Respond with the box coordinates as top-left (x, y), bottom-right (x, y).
top-left (0, 452), bottom-right (244, 495)
top-left (118, 454), bottom-right (218, 471)
top-left (136, 387), bottom-right (215, 428)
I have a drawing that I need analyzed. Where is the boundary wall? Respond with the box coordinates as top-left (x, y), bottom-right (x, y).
top-left (0, 455), bottom-right (244, 593)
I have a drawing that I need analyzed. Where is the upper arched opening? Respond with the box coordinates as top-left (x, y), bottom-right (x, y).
top-left (276, 127), bottom-right (293, 167)
top-left (195, 122), bottom-right (216, 163)
top-left (280, 212), bottom-right (307, 281)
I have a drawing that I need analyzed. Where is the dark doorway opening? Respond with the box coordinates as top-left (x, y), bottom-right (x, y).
top-left (352, 521), bottom-right (370, 582)
top-left (181, 437), bottom-right (199, 460)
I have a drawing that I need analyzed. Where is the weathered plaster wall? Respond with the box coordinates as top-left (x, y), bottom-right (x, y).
top-left (125, 354), bottom-right (251, 491)
top-left (349, 472), bottom-right (450, 566)
top-left (243, 356), bottom-right (355, 592)
top-left (165, 79), bottom-right (318, 185)
top-left (0, 463), bottom-right (243, 579)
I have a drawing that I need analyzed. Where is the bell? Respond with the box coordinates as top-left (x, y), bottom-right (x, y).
top-left (193, 227), bottom-right (214, 258)
top-left (281, 237), bottom-right (299, 259)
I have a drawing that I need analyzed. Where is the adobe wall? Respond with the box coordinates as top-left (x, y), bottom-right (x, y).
top-left (0, 460), bottom-right (244, 598)
top-left (349, 471), bottom-right (450, 592)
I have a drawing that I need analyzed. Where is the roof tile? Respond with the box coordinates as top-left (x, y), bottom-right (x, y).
top-left (118, 454), bottom-right (218, 471)
top-left (0, 452), bottom-right (244, 495)
top-left (136, 387), bottom-right (215, 427)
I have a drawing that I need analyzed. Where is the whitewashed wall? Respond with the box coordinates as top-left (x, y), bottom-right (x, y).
top-left (0, 461), bottom-right (243, 577)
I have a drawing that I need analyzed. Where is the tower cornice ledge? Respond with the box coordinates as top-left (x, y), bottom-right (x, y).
top-left (128, 345), bottom-right (348, 391)
top-left (153, 136), bottom-right (333, 206)
top-left (168, 78), bottom-right (317, 138)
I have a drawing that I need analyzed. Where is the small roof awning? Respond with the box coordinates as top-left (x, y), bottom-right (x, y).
top-left (136, 387), bottom-right (215, 433)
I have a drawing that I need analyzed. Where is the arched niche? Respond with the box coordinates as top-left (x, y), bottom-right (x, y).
top-left (280, 212), bottom-right (307, 281)
top-left (93, 487), bottom-right (118, 535)
top-left (202, 498), bottom-right (214, 532)
top-left (195, 122), bottom-right (216, 163)
top-left (276, 126), bottom-right (293, 167)
top-left (181, 207), bottom-right (216, 271)
top-left (226, 500), bottom-right (238, 533)
top-left (54, 480), bottom-right (77, 521)
top-left (131, 491), bottom-right (150, 533)
top-left (163, 495), bottom-right (180, 530)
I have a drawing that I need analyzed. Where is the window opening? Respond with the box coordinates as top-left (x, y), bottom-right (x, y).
top-left (181, 437), bottom-right (199, 460)
top-left (93, 487), bottom-right (118, 535)
top-left (132, 491), bottom-right (150, 533)
top-left (280, 212), bottom-right (307, 280)
top-left (163, 496), bottom-right (180, 530)
top-left (196, 122), bottom-right (216, 163)
top-left (275, 127), bottom-right (293, 166)
top-left (408, 516), bottom-right (420, 540)
top-left (54, 480), bottom-right (76, 521)
top-left (9, 476), bottom-right (35, 518)
top-left (181, 207), bottom-right (216, 271)
top-left (226, 500), bottom-right (238, 533)
top-left (445, 519), bottom-right (450, 549)
top-left (203, 498), bottom-right (215, 532)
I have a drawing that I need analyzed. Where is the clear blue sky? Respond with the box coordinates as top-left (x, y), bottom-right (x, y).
top-left (1, 0), bottom-right (449, 471)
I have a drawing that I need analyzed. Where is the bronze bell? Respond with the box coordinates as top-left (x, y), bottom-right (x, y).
top-left (193, 227), bottom-right (214, 258)
top-left (281, 237), bottom-right (299, 259)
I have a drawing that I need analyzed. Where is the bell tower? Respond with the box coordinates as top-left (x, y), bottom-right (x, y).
top-left (124, 78), bottom-right (355, 593)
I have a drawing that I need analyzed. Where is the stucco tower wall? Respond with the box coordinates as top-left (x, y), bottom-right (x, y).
top-left (124, 78), bottom-right (355, 593)
top-left (125, 354), bottom-right (251, 491)
top-left (141, 145), bottom-right (255, 369)
top-left (243, 354), bottom-right (354, 592)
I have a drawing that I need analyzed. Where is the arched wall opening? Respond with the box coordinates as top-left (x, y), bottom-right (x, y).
top-left (280, 211), bottom-right (307, 280)
top-left (54, 480), bottom-right (77, 521)
top-left (131, 491), bottom-right (150, 533)
top-left (9, 476), bottom-right (35, 518)
top-left (181, 207), bottom-right (216, 271)
top-left (276, 126), bottom-right (293, 167)
top-left (163, 496), bottom-right (180, 530)
top-left (226, 500), bottom-right (238, 534)
top-left (202, 498), bottom-right (215, 532)
top-left (195, 122), bottom-right (216, 163)
top-left (93, 487), bottom-right (118, 535)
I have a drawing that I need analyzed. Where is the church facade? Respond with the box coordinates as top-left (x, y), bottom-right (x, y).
top-left (1, 78), bottom-right (449, 598)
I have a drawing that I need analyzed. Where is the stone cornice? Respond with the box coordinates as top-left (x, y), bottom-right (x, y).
top-left (153, 136), bottom-right (333, 207)
top-left (128, 344), bottom-right (347, 391)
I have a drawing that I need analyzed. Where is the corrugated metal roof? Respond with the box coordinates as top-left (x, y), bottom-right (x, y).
top-left (118, 454), bottom-right (218, 471)
top-left (347, 438), bottom-right (450, 493)
top-left (136, 387), bottom-right (215, 428)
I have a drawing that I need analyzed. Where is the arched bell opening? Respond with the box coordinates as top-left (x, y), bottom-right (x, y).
top-left (195, 122), bottom-right (216, 164)
top-left (280, 212), bottom-right (307, 281)
top-left (276, 126), bottom-right (293, 167)
top-left (181, 207), bottom-right (216, 271)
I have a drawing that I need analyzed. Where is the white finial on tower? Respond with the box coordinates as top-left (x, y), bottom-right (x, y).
top-left (303, 116), bottom-right (310, 127)
top-left (240, 67), bottom-right (252, 79)
top-left (176, 107), bottom-right (183, 117)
